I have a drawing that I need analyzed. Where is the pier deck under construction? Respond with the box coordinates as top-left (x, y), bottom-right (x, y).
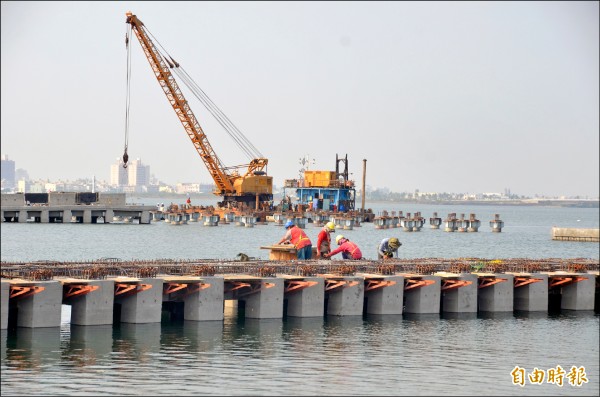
top-left (1, 258), bottom-right (598, 332)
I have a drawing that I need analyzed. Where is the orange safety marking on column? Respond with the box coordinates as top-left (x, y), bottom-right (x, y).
top-left (9, 285), bottom-right (45, 299)
top-left (237, 282), bottom-right (274, 298)
top-left (477, 277), bottom-right (507, 289)
top-left (514, 277), bottom-right (543, 288)
top-left (224, 282), bottom-right (251, 294)
top-left (285, 280), bottom-right (318, 294)
top-left (325, 280), bottom-right (345, 292)
top-left (64, 284), bottom-right (100, 299)
top-left (365, 280), bottom-right (397, 292)
top-left (186, 283), bottom-right (211, 295)
top-left (549, 276), bottom-right (586, 288)
top-left (163, 283), bottom-right (188, 294)
top-left (137, 284), bottom-right (153, 292)
top-left (115, 283), bottom-right (137, 296)
top-left (325, 280), bottom-right (359, 292)
top-left (404, 279), bottom-right (435, 291)
top-left (115, 283), bottom-right (153, 297)
top-left (441, 279), bottom-right (473, 291)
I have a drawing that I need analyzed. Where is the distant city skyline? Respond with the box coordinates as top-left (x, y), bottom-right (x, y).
top-left (1, 2), bottom-right (598, 198)
top-left (1, 152), bottom-right (597, 199)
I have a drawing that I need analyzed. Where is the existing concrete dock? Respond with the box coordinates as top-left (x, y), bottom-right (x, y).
top-left (551, 227), bottom-right (599, 242)
top-left (1, 192), bottom-right (154, 224)
top-left (1, 258), bottom-right (597, 331)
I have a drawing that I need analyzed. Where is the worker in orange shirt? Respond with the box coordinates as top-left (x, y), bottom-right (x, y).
top-left (316, 221), bottom-right (336, 259)
top-left (277, 220), bottom-right (313, 259)
top-left (324, 235), bottom-right (362, 260)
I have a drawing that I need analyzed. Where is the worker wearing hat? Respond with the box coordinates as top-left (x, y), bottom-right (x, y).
top-left (277, 220), bottom-right (313, 259)
top-left (316, 221), bottom-right (336, 259)
top-left (324, 235), bottom-right (363, 260)
top-left (377, 237), bottom-right (402, 260)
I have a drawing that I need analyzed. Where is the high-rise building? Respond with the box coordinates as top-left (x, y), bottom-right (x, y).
top-left (1, 154), bottom-right (16, 190)
top-left (127, 158), bottom-right (150, 187)
top-left (110, 157), bottom-right (129, 186)
top-left (15, 168), bottom-right (29, 182)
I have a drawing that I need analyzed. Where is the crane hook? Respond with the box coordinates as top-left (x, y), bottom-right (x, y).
top-left (122, 149), bottom-right (129, 169)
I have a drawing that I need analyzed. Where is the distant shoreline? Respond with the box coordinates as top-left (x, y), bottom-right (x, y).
top-left (381, 199), bottom-right (600, 208)
top-left (129, 192), bottom-right (599, 208)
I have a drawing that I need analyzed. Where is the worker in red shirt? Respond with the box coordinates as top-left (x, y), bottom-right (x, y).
top-left (324, 235), bottom-right (362, 260)
top-left (277, 220), bottom-right (313, 259)
top-left (316, 221), bottom-right (336, 259)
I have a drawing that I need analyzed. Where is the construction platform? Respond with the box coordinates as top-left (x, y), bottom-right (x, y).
top-left (1, 258), bottom-right (598, 331)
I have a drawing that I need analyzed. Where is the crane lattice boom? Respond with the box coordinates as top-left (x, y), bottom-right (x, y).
top-left (125, 12), bottom-right (272, 203)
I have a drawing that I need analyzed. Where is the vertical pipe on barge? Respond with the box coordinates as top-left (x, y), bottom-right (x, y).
top-left (361, 159), bottom-right (367, 216)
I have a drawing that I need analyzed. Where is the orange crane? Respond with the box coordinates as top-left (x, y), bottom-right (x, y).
top-left (124, 12), bottom-right (272, 209)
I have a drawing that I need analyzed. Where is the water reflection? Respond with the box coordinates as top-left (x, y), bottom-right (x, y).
top-left (0, 313), bottom-right (598, 396)
top-left (241, 318), bottom-right (282, 337)
top-left (181, 320), bottom-right (224, 351)
top-left (63, 325), bottom-right (113, 367)
top-left (113, 323), bottom-right (162, 363)
top-left (283, 316), bottom-right (324, 334)
top-left (477, 311), bottom-right (515, 320)
top-left (5, 327), bottom-right (61, 371)
top-left (513, 311), bottom-right (549, 320)
top-left (441, 312), bottom-right (478, 320)
top-left (0, 330), bottom-right (7, 362)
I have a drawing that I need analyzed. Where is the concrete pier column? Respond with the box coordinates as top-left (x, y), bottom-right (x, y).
top-left (83, 209), bottom-right (92, 224)
top-left (561, 274), bottom-right (595, 311)
top-left (477, 274), bottom-right (514, 312)
top-left (1, 281), bottom-right (9, 329)
top-left (70, 280), bottom-right (115, 325)
top-left (41, 210), bottom-right (49, 223)
top-left (285, 277), bottom-right (325, 317)
top-left (62, 209), bottom-right (72, 223)
top-left (14, 281), bottom-right (62, 328)
top-left (184, 277), bottom-right (224, 321)
top-left (404, 275), bottom-right (441, 314)
top-left (326, 276), bottom-right (364, 316)
top-left (441, 274), bottom-right (478, 313)
top-left (513, 274), bottom-right (548, 312)
top-left (18, 210), bottom-right (28, 223)
top-left (104, 209), bottom-right (114, 224)
top-left (140, 211), bottom-right (150, 224)
top-left (489, 214), bottom-right (504, 232)
top-left (115, 278), bottom-right (164, 323)
top-left (243, 278), bottom-right (284, 319)
top-left (365, 276), bottom-right (404, 315)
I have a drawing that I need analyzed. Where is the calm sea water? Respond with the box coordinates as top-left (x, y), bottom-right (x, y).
top-left (1, 199), bottom-right (599, 396)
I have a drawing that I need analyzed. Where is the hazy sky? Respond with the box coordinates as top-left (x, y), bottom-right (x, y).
top-left (1, 1), bottom-right (598, 197)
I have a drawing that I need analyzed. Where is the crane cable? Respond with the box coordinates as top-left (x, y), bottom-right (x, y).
top-left (144, 27), bottom-right (264, 162)
top-left (122, 24), bottom-right (133, 169)
top-left (175, 67), bottom-right (262, 160)
top-left (174, 68), bottom-right (255, 160)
